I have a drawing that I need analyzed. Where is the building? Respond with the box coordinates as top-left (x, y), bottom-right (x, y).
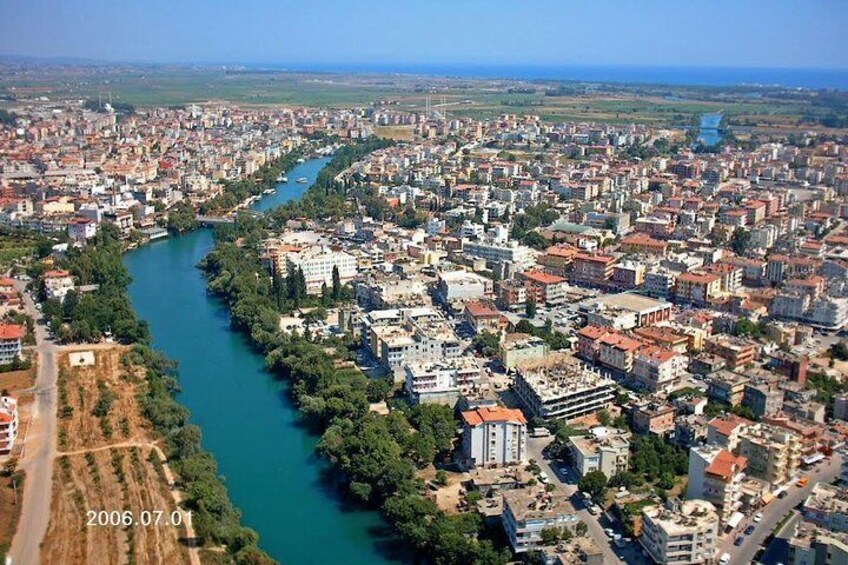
top-left (639, 500), bottom-right (719, 565)
top-left (787, 522), bottom-right (848, 565)
top-left (568, 427), bottom-right (631, 478)
top-left (404, 357), bottom-right (481, 405)
top-left (706, 415), bottom-right (751, 451)
top-left (67, 217), bottom-right (98, 241)
top-left (438, 270), bottom-right (493, 303)
top-left (464, 300), bottom-right (506, 334)
top-left (0, 324), bottom-right (24, 365)
top-left (513, 355), bottom-right (615, 421)
top-left (579, 292), bottom-right (673, 331)
top-left (632, 346), bottom-right (686, 395)
top-left (0, 395), bottom-right (18, 454)
top-left (502, 488), bottom-right (580, 553)
top-left (463, 239), bottom-right (534, 269)
top-left (707, 370), bottom-right (750, 406)
top-left (630, 401), bottom-right (677, 436)
top-left (570, 253), bottom-right (616, 286)
top-left (499, 333), bottom-right (549, 372)
top-left (42, 269), bottom-right (75, 301)
top-left (285, 246), bottom-right (358, 295)
top-left (674, 271), bottom-right (722, 305)
top-left (736, 422), bottom-right (801, 485)
top-left (802, 483), bottom-right (848, 533)
top-left (704, 336), bottom-right (758, 370)
top-left (461, 406), bottom-right (528, 468)
top-left (686, 445), bottom-right (748, 524)
top-left (597, 331), bottom-right (644, 373)
top-left (521, 270), bottom-right (568, 306)
top-left (742, 381), bottom-right (784, 418)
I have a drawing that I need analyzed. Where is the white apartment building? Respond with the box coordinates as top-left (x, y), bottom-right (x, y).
top-left (568, 427), bottom-right (631, 478)
top-left (686, 445), bottom-right (748, 524)
top-left (0, 395), bottom-right (19, 454)
top-left (502, 489), bottom-right (580, 553)
top-left (0, 324), bottom-right (24, 365)
top-left (632, 347), bottom-right (686, 394)
top-left (513, 355), bottom-right (615, 421)
top-left (42, 269), bottom-right (75, 301)
top-left (404, 357), bottom-right (481, 405)
top-left (286, 246), bottom-right (358, 295)
top-left (640, 500), bottom-right (719, 565)
top-left (737, 422), bottom-right (801, 485)
top-left (437, 270), bottom-right (493, 302)
top-left (460, 406), bottom-right (527, 468)
top-left (462, 238), bottom-right (535, 268)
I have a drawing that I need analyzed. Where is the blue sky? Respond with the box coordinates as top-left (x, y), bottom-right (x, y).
top-left (0, 0), bottom-right (846, 69)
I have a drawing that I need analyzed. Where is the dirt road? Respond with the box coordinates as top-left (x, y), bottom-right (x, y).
top-left (8, 282), bottom-right (59, 565)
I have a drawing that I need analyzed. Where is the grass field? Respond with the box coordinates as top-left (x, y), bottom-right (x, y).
top-left (1, 66), bottom-right (844, 131)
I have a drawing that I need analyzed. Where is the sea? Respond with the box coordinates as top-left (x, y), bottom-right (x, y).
top-left (268, 63), bottom-right (848, 90)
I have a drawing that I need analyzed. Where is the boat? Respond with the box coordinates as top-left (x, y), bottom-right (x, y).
top-left (296, 158), bottom-right (305, 163)
top-left (279, 176), bottom-right (288, 183)
top-left (263, 188), bottom-right (275, 195)
top-left (296, 177), bottom-right (308, 183)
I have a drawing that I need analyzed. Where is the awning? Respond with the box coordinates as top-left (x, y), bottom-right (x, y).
top-left (803, 453), bottom-right (825, 465)
top-left (726, 512), bottom-right (744, 529)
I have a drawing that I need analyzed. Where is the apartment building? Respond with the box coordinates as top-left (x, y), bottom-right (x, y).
top-left (597, 332), bottom-right (644, 373)
top-left (513, 356), bottom-right (615, 421)
top-left (461, 406), bottom-right (528, 468)
top-left (569, 253), bottom-right (616, 286)
top-left (404, 357), bottom-right (481, 405)
top-left (742, 381), bottom-right (785, 418)
top-left (463, 300), bottom-right (506, 334)
top-left (632, 346), bottom-right (686, 395)
top-left (568, 428), bottom-right (631, 478)
top-left (686, 445), bottom-right (748, 524)
top-left (42, 269), bottom-right (75, 301)
top-left (499, 333), bottom-right (549, 372)
top-left (640, 500), bottom-right (719, 565)
top-left (438, 270), bottom-right (493, 302)
top-left (674, 271), bottom-right (722, 305)
top-left (521, 270), bottom-right (568, 306)
top-left (787, 522), bottom-right (848, 565)
top-left (802, 483), bottom-right (848, 534)
top-left (706, 415), bottom-right (752, 451)
top-left (0, 324), bottom-right (24, 365)
top-left (285, 246), bottom-right (358, 295)
top-left (707, 370), bottom-right (750, 406)
top-left (737, 423), bottom-right (801, 485)
top-left (630, 401), bottom-right (677, 436)
top-left (463, 239), bottom-right (534, 268)
top-left (0, 395), bottom-right (18, 454)
top-left (502, 488), bottom-right (580, 553)
top-left (705, 336), bottom-right (758, 370)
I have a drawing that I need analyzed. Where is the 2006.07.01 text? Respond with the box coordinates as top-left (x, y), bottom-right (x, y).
top-left (87, 509), bottom-right (193, 527)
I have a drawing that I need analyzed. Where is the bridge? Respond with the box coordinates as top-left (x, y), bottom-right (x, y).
top-left (196, 215), bottom-right (235, 226)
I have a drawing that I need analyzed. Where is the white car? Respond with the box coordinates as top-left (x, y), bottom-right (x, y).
top-left (718, 553), bottom-right (732, 565)
top-left (753, 512), bottom-right (764, 523)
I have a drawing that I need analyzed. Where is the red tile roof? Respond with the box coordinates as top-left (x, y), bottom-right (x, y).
top-left (461, 406), bottom-right (527, 426)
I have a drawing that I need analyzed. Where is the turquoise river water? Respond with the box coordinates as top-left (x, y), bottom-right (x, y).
top-left (124, 158), bottom-right (401, 564)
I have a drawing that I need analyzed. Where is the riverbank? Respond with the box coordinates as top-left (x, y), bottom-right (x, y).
top-left (197, 147), bottom-right (509, 564)
top-left (125, 156), bottom-right (401, 564)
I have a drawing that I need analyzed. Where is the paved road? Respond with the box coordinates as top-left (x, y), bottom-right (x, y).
top-left (527, 436), bottom-right (648, 565)
top-left (9, 282), bottom-right (59, 565)
top-left (719, 453), bottom-right (845, 564)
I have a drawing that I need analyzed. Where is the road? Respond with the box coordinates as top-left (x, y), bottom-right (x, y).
top-left (8, 281), bottom-right (59, 565)
top-left (719, 453), bottom-right (845, 564)
top-left (527, 436), bottom-right (648, 565)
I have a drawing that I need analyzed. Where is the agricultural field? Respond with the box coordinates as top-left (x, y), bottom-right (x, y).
top-left (41, 347), bottom-right (191, 565)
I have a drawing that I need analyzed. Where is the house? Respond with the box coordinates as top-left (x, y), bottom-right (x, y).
top-left (0, 323), bottom-right (24, 364)
top-left (568, 427), bottom-right (631, 478)
top-left (0, 395), bottom-right (18, 454)
top-left (502, 488), bottom-right (580, 553)
top-left (42, 270), bottom-right (75, 301)
top-left (464, 300), bottom-right (506, 334)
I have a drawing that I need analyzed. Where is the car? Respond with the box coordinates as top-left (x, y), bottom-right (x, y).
top-left (753, 512), bottom-right (764, 523)
top-left (745, 525), bottom-right (756, 535)
top-left (604, 528), bottom-right (614, 538)
top-left (734, 536), bottom-right (745, 546)
top-left (719, 553), bottom-right (732, 565)
top-left (588, 505), bottom-right (600, 516)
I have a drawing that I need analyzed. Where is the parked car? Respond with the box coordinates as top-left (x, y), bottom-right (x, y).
top-left (734, 536), bottom-right (745, 546)
top-left (753, 512), bottom-right (764, 523)
top-left (745, 525), bottom-right (756, 535)
top-left (719, 553), bottom-right (732, 565)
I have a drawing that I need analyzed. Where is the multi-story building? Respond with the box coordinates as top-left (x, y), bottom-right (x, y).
top-left (742, 381), bottom-right (784, 418)
top-left (513, 355), bottom-right (615, 421)
top-left (521, 270), bottom-right (568, 306)
top-left (736, 422), bottom-right (801, 485)
top-left (570, 253), bottom-right (616, 287)
top-left (686, 445), bottom-right (747, 524)
top-left (706, 415), bottom-right (751, 451)
top-left (502, 488), bottom-right (580, 553)
top-left (285, 246), bottom-right (358, 295)
top-left (674, 271), bottom-right (722, 305)
top-left (787, 522), bottom-right (848, 565)
top-left (42, 269), bottom-right (75, 301)
top-left (704, 337), bottom-right (758, 370)
top-left (632, 346), bottom-right (686, 394)
top-left (0, 395), bottom-right (18, 454)
top-left (568, 428), bottom-right (631, 478)
top-left (630, 401), bottom-right (677, 436)
top-left (802, 483), bottom-right (848, 534)
top-left (463, 300), bottom-right (506, 334)
top-left (707, 370), bottom-right (750, 406)
top-left (640, 500), bottom-right (719, 565)
top-left (461, 406), bottom-right (527, 468)
top-left (404, 357), bottom-right (481, 405)
top-left (437, 270), bottom-right (493, 303)
top-left (463, 239), bottom-right (534, 269)
top-left (499, 333), bottom-right (549, 372)
top-left (597, 332), bottom-right (644, 373)
top-left (0, 324), bottom-right (24, 365)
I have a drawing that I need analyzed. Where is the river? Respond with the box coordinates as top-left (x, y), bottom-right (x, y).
top-left (697, 112), bottom-right (723, 146)
top-left (124, 158), bottom-right (400, 564)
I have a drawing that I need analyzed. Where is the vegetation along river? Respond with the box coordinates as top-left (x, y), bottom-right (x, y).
top-left (124, 157), bottom-right (400, 564)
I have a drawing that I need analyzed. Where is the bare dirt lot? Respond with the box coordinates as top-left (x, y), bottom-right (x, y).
top-left (40, 346), bottom-right (191, 565)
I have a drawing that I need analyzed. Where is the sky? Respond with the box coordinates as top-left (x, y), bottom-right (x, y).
top-left (0, 0), bottom-right (846, 69)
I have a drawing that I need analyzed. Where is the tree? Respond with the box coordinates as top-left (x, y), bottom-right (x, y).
top-left (596, 408), bottom-right (611, 427)
top-left (525, 297), bottom-right (537, 319)
top-left (831, 341), bottom-right (848, 361)
top-left (540, 526), bottom-right (562, 545)
top-left (471, 331), bottom-right (500, 357)
top-left (730, 227), bottom-right (751, 255)
top-left (578, 470), bottom-right (608, 504)
top-left (331, 265), bottom-right (341, 300)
